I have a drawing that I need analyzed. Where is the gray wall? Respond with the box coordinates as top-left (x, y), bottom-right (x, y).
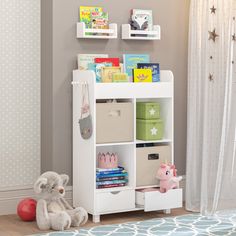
top-left (41, 0), bottom-right (190, 184)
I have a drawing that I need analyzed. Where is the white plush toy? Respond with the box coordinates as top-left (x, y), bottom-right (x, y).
top-left (34, 171), bottom-right (88, 231)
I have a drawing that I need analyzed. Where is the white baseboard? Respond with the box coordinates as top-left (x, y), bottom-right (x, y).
top-left (0, 186), bottom-right (72, 216)
top-left (0, 176), bottom-right (186, 216)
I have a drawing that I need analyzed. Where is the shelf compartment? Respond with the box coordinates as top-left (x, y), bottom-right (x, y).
top-left (77, 22), bottom-right (117, 39)
top-left (136, 188), bottom-right (182, 212)
top-left (122, 24), bottom-right (161, 40)
top-left (96, 189), bottom-right (135, 213)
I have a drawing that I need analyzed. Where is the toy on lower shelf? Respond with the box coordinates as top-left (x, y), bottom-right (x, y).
top-left (156, 163), bottom-right (182, 193)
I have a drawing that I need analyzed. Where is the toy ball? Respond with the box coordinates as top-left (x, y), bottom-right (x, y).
top-left (17, 198), bottom-right (37, 221)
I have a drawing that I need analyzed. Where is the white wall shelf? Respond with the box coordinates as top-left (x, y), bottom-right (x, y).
top-left (77, 22), bottom-right (117, 39)
top-left (122, 24), bottom-right (161, 40)
top-left (72, 70), bottom-right (182, 223)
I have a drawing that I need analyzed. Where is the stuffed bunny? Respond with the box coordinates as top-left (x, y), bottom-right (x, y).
top-left (34, 171), bottom-right (88, 231)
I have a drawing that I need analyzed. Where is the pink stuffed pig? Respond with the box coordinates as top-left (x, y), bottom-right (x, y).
top-left (156, 163), bottom-right (182, 193)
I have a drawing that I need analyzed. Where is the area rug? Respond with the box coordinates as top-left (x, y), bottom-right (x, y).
top-left (34, 211), bottom-right (236, 236)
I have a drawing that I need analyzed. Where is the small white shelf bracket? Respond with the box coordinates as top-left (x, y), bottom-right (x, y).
top-left (122, 24), bottom-right (161, 40)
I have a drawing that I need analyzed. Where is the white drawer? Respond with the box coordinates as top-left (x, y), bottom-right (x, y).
top-left (96, 190), bottom-right (135, 213)
top-left (136, 188), bottom-right (182, 212)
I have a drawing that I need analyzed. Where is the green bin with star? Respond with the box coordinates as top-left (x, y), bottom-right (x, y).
top-left (136, 119), bottom-right (164, 140)
top-left (136, 102), bottom-right (160, 120)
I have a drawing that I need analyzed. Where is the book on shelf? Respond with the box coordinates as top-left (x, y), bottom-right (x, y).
top-left (101, 66), bottom-right (122, 83)
top-left (130, 9), bottom-right (153, 31)
top-left (91, 12), bottom-right (109, 35)
top-left (94, 58), bottom-right (120, 67)
top-left (97, 183), bottom-right (126, 189)
top-left (77, 54), bottom-right (108, 70)
top-left (123, 54), bottom-right (150, 79)
top-left (96, 172), bottom-right (128, 178)
top-left (79, 6), bottom-right (103, 30)
top-left (133, 68), bottom-right (152, 83)
top-left (96, 179), bottom-right (128, 186)
top-left (88, 62), bottom-right (112, 82)
top-left (137, 63), bottom-right (160, 82)
top-left (96, 176), bottom-right (126, 182)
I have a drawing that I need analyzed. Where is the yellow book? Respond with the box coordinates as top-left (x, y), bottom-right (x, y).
top-left (101, 67), bottom-right (122, 83)
top-left (133, 69), bottom-right (152, 83)
top-left (80, 6), bottom-right (103, 29)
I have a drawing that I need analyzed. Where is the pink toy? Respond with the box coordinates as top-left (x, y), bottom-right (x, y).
top-left (98, 152), bottom-right (118, 169)
top-left (156, 163), bottom-right (182, 193)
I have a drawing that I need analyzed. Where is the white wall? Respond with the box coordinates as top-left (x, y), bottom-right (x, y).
top-left (0, 0), bottom-right (40, 189)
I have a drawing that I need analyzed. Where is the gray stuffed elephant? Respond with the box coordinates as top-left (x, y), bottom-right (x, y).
top-left (34, 171), bottom-right (88, 231)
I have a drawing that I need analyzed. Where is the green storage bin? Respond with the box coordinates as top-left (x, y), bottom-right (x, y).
top-left (136, 119), bottom-right (164, 140)
top-left (136, 102), bottom-right (160, 120)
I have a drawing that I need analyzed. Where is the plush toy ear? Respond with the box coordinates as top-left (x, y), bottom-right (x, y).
top-left (60, 174), bottom-right (69, 186)
top-left (34, 177), bottom-right (47, 194)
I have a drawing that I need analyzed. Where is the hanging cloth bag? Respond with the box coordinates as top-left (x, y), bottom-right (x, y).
top-left (79, 82), bottom-right (93, 140)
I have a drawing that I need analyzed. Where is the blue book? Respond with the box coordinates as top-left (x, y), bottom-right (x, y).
top-left (88, 62), bottom-right (112, 83)
top-left (96, 179), bottom-right (128, 186)
top-left (96, 167), bottom-right (124, 172)
top-left (137, 63), bottom-right (160, 82)
top-left (96, 172), bottom-right (128, 178)
top-left (123, 54), bottom-right (150, 79)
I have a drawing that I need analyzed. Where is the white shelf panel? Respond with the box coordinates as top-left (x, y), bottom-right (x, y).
top-left (96, 141), bottom-right (134, 147)
top-left (77, 22), bottom-right (117, 39)
top-left (122, 24), bottom-right (161, 40)
top-left (96, 186), bottom-right (133, 193)
top-left (136, 139), bottom-right (172, 144)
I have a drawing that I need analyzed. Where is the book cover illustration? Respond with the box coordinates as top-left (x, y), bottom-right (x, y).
top-left (88, 62), bottom-right (112, 82)
top-left (123, 54), bottom-right (150, 79)
top-left (91, 12), bottom-right (109, 35)
top-left (77, 54), bottom-right (108, 70)
top-left (137, 63), bottom-right (160, 82)
top-left (94, 58), bottom-right (120, 67)
top-left (130, 9), bottom-right (153, 31)
top-left (79, 6), bottom-right (103, 29)
top-left (101, 66), bottom-right (122, 83)
top-left (133, 68), bottom-right (152, 83)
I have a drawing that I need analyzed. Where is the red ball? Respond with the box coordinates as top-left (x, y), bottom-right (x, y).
top-left (17, 198), bottom-right (37, 221)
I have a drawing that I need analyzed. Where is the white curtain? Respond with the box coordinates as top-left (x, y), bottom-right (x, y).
top-left (186, 0), bottom-right (236, 215)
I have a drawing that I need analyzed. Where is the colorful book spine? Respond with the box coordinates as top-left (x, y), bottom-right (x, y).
top-left (96, 172), bottom-right (128, 178)
top-left (97, 183), bottom-right (126, 189)
top-left (94, 58), bottom-right (120, 67)
top-left (96, 176), bottom-right (125, 182)
top-left (96, 167), bottom-right (124, 172)
top-left (96, 179), bottom-right (128, 186)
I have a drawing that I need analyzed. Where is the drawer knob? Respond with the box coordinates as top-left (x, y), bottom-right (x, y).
top-left (110, 191), bottom-right (120, 195)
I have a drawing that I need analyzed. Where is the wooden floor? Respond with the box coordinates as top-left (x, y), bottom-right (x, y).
top-left (0, 208), bottom-right (189, 236)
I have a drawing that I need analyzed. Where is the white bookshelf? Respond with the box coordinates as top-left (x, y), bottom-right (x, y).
top-left (72, 70), bottom-right (182, 223)
top-left (122, 24), bottom-right (161, 40)
top-left (77, 22), bottom-right (117, 39)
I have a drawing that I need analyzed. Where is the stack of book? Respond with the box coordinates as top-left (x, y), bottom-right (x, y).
top-left (96, 166), bottom-right (128, 189)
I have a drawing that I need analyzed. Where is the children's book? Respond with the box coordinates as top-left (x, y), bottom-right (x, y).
top-left (94, 58), bottom-right (120, 67)
top-left (96, 172), bottom-right (128, 178)
top-left (91, 12), bottom-right (109, 34)
top-left (96, 176), bottom-right (125, 182)
top-left (88, 62), bottom-right (112, 82)
top-left (97, 183), bottom-right (126, 189)
top-left (80, 6), bottom-right (103, 29)
top-left (123, 54), bottom-right (150, 79)
top-left (101, 66), bottom-right (122, 83)
top-left (96, 166), bottom-right (124, 172)
top-left (130, 9), bottom-right (153, 31)
top-left (96, 179), bottom-right (128, 186)
top-left (77, 54), bottom-right (108, 70)
top-left (137, 63), bottom-right (160, 82)
top-left (133, 69), bottom-right (152, 83)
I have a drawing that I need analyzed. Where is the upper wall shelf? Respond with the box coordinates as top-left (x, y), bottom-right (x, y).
top-left (122, 24), bottom-right (161, 40)
top-left (77, 22), bottom-right (118, 39)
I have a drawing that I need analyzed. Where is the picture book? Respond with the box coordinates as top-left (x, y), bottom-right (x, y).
top-left (137, 63), bottom-right (160, 82)
top-left (101, 66), bottom-right (122, 83)
top-left (96, 167), bottom-right (124, 172)
top-left (96, 179), bottom-right (128, 186)
top-left (94, 58), bottom-right (120, 67)
top-left (130, 9), bottom-right (153, 31)
top-left (91, 12), bottom-right (109, 33)
top-left (123, 54), bottom-right (150, 79)
top-left (112, 73), bottom-right (129, 83)
top-left (77, 54), bottom-right (108, 70)
top-left (96, 172), bottom-right (128, 178)
top-left (133, 68), bottom-right (152, 83)
top-left (88, 62), bottom-right (112, 82)
top-left (79, 6), bottom-right (103, 29)
top-left (96, 176), bottom-right (125, 182)
top-left (97, 183), bottom-right (126, 189)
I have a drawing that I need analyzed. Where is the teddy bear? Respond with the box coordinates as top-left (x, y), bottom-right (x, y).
top-left (34, 171), bottom-right (88, 231)
top-left (156, 164), bottom-right (182, 193)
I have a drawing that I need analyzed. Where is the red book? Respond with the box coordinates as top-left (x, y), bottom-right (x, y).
top-left (94, 58), bottom-right (120, 66)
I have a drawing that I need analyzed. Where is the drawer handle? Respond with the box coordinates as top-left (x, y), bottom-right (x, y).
top-left (110, 191), bottom-right (121, 195)
top-left (108, 110), bottom-right (121, 117)
top-left (148, 153), bottom-right (159, 160)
